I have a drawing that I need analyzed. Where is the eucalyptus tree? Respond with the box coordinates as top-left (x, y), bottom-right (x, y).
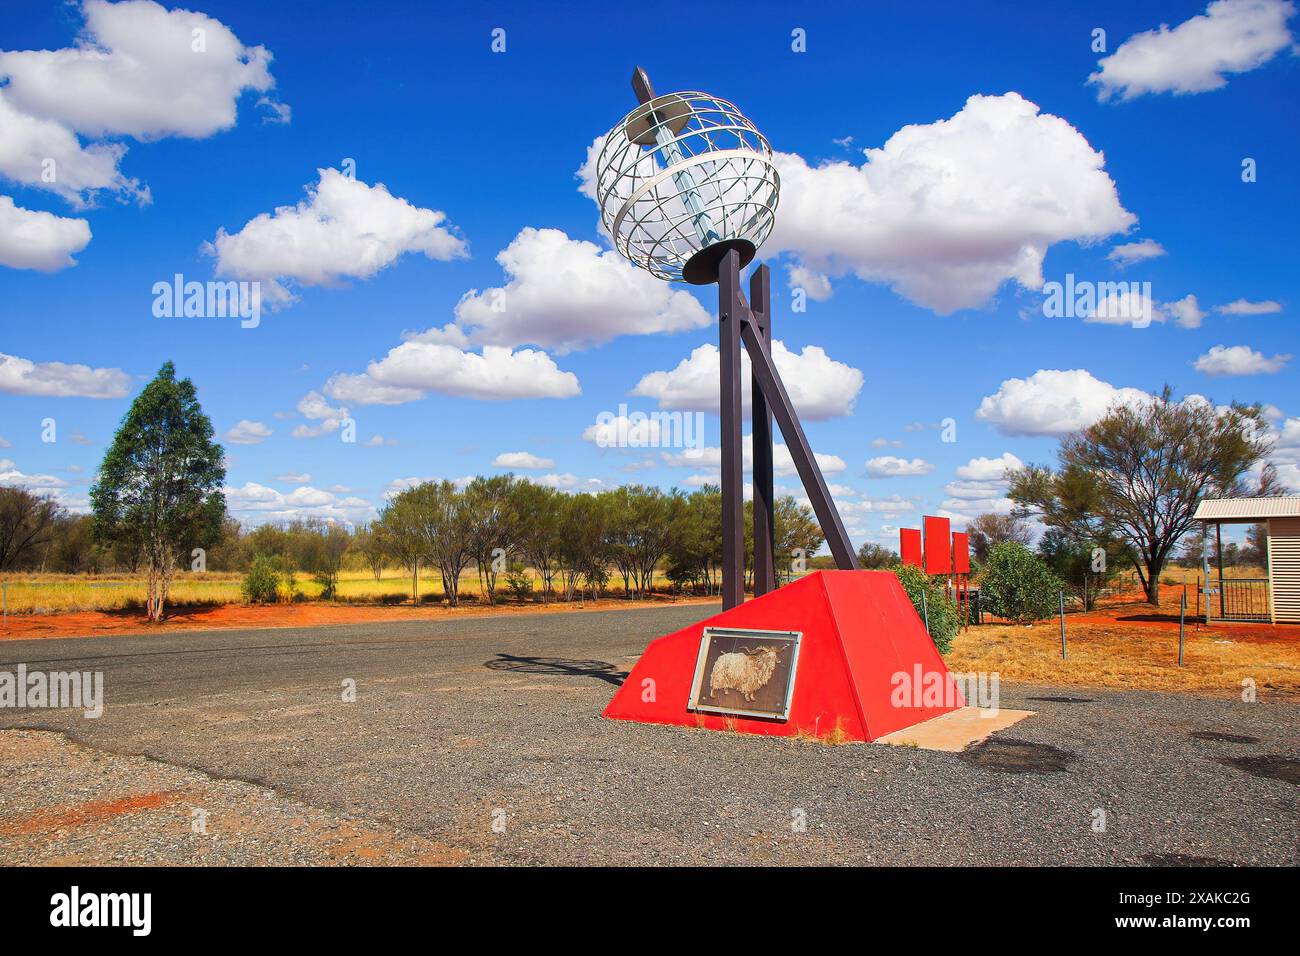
top-left (1009, 388), bottom-right (1270, 606)
top-left (513, 480), bottom-right (564, 603)
top-left (91, 362), bottom-right (225, 622)
top-left (465, 474), bottom-right (519, 605)
top-left (425, 480), bottom-right (474, 606)
top-left (379, 485), bottom-right (432, 602)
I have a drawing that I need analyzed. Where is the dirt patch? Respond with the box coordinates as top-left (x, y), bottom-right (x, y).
top-left (958, 738), bottom-right (1077, 773)
top-left (1189, 731), bottom-right (1260, 744)
top-left (0, 790), bottom-right (184, 836)
top-left (1222, 755), bottom-right (1300, 785)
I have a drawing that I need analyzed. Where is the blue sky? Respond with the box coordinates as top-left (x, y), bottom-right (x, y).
top-left (1, 0), bottom-right (1297, 550)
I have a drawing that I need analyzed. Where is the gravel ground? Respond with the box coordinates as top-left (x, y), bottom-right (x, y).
top-left (0, 605), bottom-right (1296, 866)
top-left (0, 731), bottom-right (465, 865)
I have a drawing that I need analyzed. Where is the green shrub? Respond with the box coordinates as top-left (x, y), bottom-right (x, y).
top-left (505, 567), bottom-right (533, 604)
top-left (979, 542), bottom-right (1064, 623)
top-left (241, 554), bottom-right (283, 604)
top-left (890, 563), bottom-right (958, 654)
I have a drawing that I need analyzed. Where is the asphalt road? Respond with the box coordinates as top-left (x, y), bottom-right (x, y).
top-left (1, 605), bottom-right (1297, 866)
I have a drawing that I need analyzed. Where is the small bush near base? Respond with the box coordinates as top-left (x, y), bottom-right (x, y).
top-left (979, 542), bottom-right (1064, 624)
top-left (241, 555), bottom-right (283, 604)
top-left (890, 563), bottom-right (958, 654)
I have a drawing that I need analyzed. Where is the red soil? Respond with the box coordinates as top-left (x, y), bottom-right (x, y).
top-left (0, 595), bottom-right (717, 641)
top-left (1051, 582), bottom-right (1296, 644)
top-left (0, 791), bottom-right (184, 836)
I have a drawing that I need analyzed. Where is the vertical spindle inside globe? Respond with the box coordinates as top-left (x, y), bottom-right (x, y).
top-left (631, 67), bottom-right (720, 248)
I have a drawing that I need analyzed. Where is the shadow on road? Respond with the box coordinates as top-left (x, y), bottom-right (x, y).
top-left (483, 653), bottom-right (628, 686)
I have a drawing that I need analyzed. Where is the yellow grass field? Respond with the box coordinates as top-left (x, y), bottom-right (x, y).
top-left (0, 568), bottom-right (678, 615)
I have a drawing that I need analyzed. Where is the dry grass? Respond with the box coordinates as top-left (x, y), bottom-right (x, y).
top-left (792, 716), bottom-right (851, 746)
top-left (1160, 564), bottom-right (1266, 585)
top-left (948, 618), bottom-right (1300, 697)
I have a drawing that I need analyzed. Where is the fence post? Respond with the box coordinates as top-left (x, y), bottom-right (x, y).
top-left (1059, 590), bottom-right (1066, 660)
top-left (1179, 588), bottom-right (1186, 668)
top-left (1, 583), bottom-right (6, 631)
top-left (921, 590), bottom-right (930, 634)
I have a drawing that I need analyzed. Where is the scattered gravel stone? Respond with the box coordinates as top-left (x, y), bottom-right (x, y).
top-left (1, 606), bottom-right (1296, 865)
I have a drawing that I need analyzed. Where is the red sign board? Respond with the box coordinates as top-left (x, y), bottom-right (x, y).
top-left (899, 528), bottom-right (922, 568)
top-left (923, 515), bottom-right (952, 575)
top-left (951, 531), bottom-right (970, 574)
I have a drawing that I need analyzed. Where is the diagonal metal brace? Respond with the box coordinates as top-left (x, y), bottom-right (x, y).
top-left (739, 314), bottom-right (860, 571)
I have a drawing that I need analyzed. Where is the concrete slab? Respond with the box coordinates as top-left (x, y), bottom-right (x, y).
top-left (874, 707), bottom-right (1036, 752)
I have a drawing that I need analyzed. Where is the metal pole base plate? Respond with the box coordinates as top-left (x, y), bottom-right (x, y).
top-left (684, 239), bottom-right (756, 285)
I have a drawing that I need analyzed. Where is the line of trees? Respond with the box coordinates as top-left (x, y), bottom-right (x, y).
top-left (372, 477), bottom-right (825, 606)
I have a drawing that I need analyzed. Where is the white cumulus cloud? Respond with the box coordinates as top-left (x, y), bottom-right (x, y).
top-left (1090, 0), bottom-right (1297, 101)
top-left (632, 340), bottom-right (862, 421)
top-left (763, 92), bottom-right (1135, 313)
top-left (0, 0), bottom-right (284, 140)
top-left (0, 0), bottom-right (280, 214)
top-left (291, 390), bottom-right (348, 439)
top-left (224, 420), bottom-right (272, 445)
top-left (454, 227), bottom-right (711, 352)
top-left (975, 369), bottom-right (1150, 436)
top-left (492, 451), bottom-right (554, 470)
top-left (208, 168), bottom-right (466, 306)
top-left (0, 350), bottom-right (129, 398)
top-left (0, 458), bottom-right (68, 490)
top-left (1163, 294), bottom-right (1207, 328)
top-left (1215, 298), bottom-right (1283, 315)
top-left (0, 91), bottom-right (148, 207)
top-left (0, 196), bottom-right (92, 272)
top-left (1107, 238), bottom-right (1166, 267)
top-left (224, 481), bottom-right (374, 525)
top-left (954, 452), bottom-right (1024, 481)
top-left (1194, 344), bottom-right (1291, 376)
top-left (864, 456), bottom-right (934, 478)
top-left (324, 342), bottom-right (580, 404)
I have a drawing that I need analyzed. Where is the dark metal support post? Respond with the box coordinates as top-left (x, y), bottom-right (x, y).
top-left (739, 316), bottom-right (858, 571)
top-left (1179, 587), bottom-right (1186, 667)
top-left (718, 251), bottom-right (745, 609)
top-left (1059, 590), bottom-right (1066, 659)
top-left (749, 264), bottom-right (776, 597)
top-left (1216, 521), bottom-right (1226, 619)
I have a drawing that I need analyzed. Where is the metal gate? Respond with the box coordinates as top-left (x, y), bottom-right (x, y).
top-left (1204, 577), bottom-right (1271, 623)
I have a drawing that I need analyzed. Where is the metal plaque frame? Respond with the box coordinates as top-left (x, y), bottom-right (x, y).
top-left (687, 626), bottom-right (802, 721)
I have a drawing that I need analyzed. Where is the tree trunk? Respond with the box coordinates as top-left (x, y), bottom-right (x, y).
top-left (1144, 556), bottom-right (1164, 606)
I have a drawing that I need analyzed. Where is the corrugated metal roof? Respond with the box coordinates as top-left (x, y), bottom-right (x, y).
top-left (1194, 497), bottom-right (1300, 521)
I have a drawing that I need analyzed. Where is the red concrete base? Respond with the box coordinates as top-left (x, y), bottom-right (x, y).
top-left (603, 570), bottom-right (964, 742)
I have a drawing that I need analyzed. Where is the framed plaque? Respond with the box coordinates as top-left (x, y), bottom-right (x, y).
top-left (687, 627), bottom-right (802, 720)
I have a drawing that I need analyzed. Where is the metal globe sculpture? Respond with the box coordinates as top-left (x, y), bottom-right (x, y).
top-left (594, 68), bottom-right (780, 284)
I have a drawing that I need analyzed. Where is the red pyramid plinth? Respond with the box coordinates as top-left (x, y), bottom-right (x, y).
top-left (604, 570), bottom-right (963, 742)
